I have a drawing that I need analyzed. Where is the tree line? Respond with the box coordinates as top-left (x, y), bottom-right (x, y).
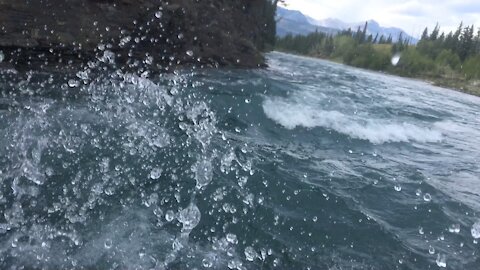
top-left (275, 22), bottom-right (480, 82)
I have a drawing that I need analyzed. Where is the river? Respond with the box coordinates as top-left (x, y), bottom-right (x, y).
top-left (0, 51), bottom-right (479, 269)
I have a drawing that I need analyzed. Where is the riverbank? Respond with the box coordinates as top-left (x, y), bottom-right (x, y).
top-left (276, 49), bottom-right (480, 97)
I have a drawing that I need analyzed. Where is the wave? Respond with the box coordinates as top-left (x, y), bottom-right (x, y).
top-left (262, 98), bottom-right (443, 144)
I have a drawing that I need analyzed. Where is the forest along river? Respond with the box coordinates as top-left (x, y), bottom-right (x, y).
top-left (0, 51), bottom-right (479, 269)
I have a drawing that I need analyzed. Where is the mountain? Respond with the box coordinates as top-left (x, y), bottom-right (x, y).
top-left (309, 17), bottom-right (349, 30)
top-left (276, 7), bottom-right (338, 37)
top-left (276, 7), bottom-right (417, 44)
top-left (313, 18), bottom-right (418, 43)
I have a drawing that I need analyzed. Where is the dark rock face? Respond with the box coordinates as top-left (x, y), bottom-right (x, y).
top-left (0, 0), bottom-right (272, 72)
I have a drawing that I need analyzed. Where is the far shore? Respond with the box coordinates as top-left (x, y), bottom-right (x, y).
top-left (273, 50), bottom-right (480, 98)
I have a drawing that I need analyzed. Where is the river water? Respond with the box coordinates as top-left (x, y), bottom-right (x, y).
top-left (0, 52), bottom-right (479, 269)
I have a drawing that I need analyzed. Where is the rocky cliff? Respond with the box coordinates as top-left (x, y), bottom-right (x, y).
top-left (0, 0), bottom-right (275, 72)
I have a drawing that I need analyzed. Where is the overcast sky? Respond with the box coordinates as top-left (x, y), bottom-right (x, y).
top-left (284, 0), bottom-right (480, 37)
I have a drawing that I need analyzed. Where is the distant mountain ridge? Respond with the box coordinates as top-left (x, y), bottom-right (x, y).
top-left (276, 7), bottom-right (418, 44)
top-left (276, 7), bottom-right (338, 37)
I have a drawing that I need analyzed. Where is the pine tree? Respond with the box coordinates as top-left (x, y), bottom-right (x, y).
top-left (452, 22), bottom-right (463, 54)
top-left (386, 35), bottom-right (393, 44)
top-left (361, 21), bottom-right (368, 43)
top-left (378, 35), bottom-right (385, 44)
top-left (421, 27), bottom-right (429, 40)
top-left (459, 25), bottom-right (475, 61)
top-left (430, 23), bottom-right (440, 40)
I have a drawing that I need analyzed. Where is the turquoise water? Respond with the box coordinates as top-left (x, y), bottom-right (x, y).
top-left (0, 52), bottom-right (479, 269)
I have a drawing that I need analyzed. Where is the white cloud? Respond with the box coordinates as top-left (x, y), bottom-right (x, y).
top-left (284, 0), bottom-right (480, 37)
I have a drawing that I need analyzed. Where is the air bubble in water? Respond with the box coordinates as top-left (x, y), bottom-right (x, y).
top-left (428, 245), bottom-right (435, 254)
top-left (0, 51), bottom-right (4, 62)
top-left (244, 246), bottom-right (257, 261)
top-left (150, 168), bottom-right (162, 180)
top-left (472, 220), bottom-right (480, 239)
top-left (423, 193), bottom-right (432, 202)
top-left (394, 185), bottom-right (402, 192)
top-left (245, 98), bottom-right (251, 104)
top-left (435, 253), bottom-right (446, 268)
top-left (177, 203), bottom-right (201, 232)
top-left (186, 50), bottom-right (194, 57)
top-left (155, 11), bottom-right (163, 18)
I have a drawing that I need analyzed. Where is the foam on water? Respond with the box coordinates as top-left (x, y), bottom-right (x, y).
top-left (262, 98), bottom-right (443, 144)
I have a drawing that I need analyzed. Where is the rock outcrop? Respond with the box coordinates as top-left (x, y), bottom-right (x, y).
top-left (0, 0), bottom-right (275, 72)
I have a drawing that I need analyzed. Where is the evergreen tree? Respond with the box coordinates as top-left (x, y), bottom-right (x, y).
top-left (386, 35), bottom-right (393, 44)
top-left (378, 35), bottom-right (385, 44)
top-left (430, 23), bottom-right (440, 40)
top-left (421, 27), bottom-right (429, 40)
top-left (459, 25), bottom-right (475, 61)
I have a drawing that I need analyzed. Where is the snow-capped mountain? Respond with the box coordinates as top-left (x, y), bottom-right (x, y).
top-left (276, 7), bottom-right (338, 37)
top-left (277, 7), bottom-right (417, 43)
top-left (313, 18), bottom-right (418, 43)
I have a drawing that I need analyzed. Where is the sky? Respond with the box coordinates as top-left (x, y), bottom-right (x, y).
top-left (284, 0), bottom-right (480, 38)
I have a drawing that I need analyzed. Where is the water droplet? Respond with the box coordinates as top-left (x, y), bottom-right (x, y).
top-left (415, 189), bottom-right (422, 196)
top-left (193, 158), bottom-right (213, 189)
top-left (155, 11), bottom-right (163, 18)
top-left (245, 98), bottom-right (251, 104)
top-left (423, 193), bottom-right (432, 202)
top-left (202, 258), bottom-right (213, 268)
top-left (150, 168), bottom-right (162, 180)
top-left (391, 53), bottom-right (401, 66)
top-left (418, 227), bottom-right (424, 235)
top-left (104, 239), bottom-right (113, 249)
top-left (144, 55), bottom-right (154, 65)
top-left (226, 233), bottom-right (238, 245)
top-left (428, 245), bottom-right (435, 255)
top-left (45, 167), bottom-right (54, 177)
top-left (165, 210), bottom-right (175, 222)
top-left (244, 246), bottom-right (257, 261)
top-left (76, 70), bottom-right (89, 80)
top-left (394, 185), bottom-right (402, 192)
top-left (448, 224), bottom-right (461, 234)
top-left (471, 220), bottom-right (480, 239)
top-left (177, 203), bottom-right (201, 232)
top-left (435, 253), bottom-right (447, 268)
top-left (186, 50), bottom-right (194, 57)
top-left (68, 79), bottom-right (80, 88)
